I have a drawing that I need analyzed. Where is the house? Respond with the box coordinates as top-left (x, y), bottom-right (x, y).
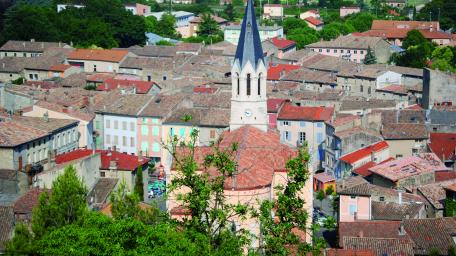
top-left (339, 141), bottom-right (390, 177)
top-left (417, 179), bottom-right (456, 218)
top-left (267, 98), bottom-right (287, 129)
top-left (0, 40), bottom-right (70, 58)
top-left (428, 133), bottom-right (456, 168)
top-left (0, 116), bottom-right (79, 171)
top-left (56, 4), bottom-right (85, 12)
top-left (382, 0), bottom-right (406, 8)
top-left (47, 64), bottom-right (80, 79)
top-left (423, 68), bottom-right (456, 109)
top-left (267, 63), bottom-right (300, 81)
top-left (67, 49), bottom-right (130, 73)
top-left (277, 104), bottom-right (334, 169)
top-left (299, 9), bottom-right (320, 20)
top-left (22, 100), bottom-right (94, 148)
top-left (313, 172), bottom-right (335, 192)
top-left (262, 37), bottom-right (296, 59)
top-left (369, 153), bottom-right (449, 190)
top-left (0, 57), bottom-right (27, 82)
top-left (307, 35), bottom-right (393, 63)
top-left (124, 3), bottom-right (151, 16)
top-left (263, 4), bottom-right (283, 19)
top-left (54, 148), bottom-right (149, 192)
top-left (381, 123), bottom-right (428, 158)
top-left (13, 187), bottom-right (48, 224)
top-left (96, 78), bottom-right (161, 95)
top-left (303, 17), bottom-right (324, 31)
top-left (224, 24), bottom-right (284, 45)
top-left (23, 56), bottom-right (67, 81)
top-left (119, 56), bottom-right (177, 82)
top-left (188, 15), bottom-right (227, 38)
top-left (340, 6), bottom-right (360, 17)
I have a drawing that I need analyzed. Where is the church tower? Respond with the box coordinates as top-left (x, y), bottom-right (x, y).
top-left (229, 0), bottom-right (268, 132)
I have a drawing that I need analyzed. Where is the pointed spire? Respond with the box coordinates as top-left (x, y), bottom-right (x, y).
top-left (234, 0), bottom-right (264, 70)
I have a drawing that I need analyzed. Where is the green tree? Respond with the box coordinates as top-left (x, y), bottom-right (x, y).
top-left (197, 13), bottom-right (220, 37)
top-left (32, 165), bottom-right (87, 238)
top-left (283, 17), bottom-right (308, 34)
top-left (134, 166), bottom-right (144, 200)
top-left (5, 222), bottom-right (35, 255)
top-left (156, 39), bottom-right (174, 45)
top-left (316, 189), bottom-right (325, 208)
top-left (325, 185), bottom-right (334, 196)
top-left (222, 3), bottom-right (235, 21)
top-left (402, 29), bottom-right (428, 50)
top-left (258, 146), bottom-right (323, 255)
top-left (155, 13), bottom-right (180, 39)
top-left (145, 15), bottom-right (158, 33)
top-left (431, 46), bottom-right (455, 73)
top-left (363, 46), bottom-right (377, 64)
top-left (346, 12), bottom-right (375, 32)
top-left (319, 26), bottom-right (340, 40)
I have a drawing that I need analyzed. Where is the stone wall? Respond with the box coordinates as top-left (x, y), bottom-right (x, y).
top-left (422, 68), bottom-right (456, 109)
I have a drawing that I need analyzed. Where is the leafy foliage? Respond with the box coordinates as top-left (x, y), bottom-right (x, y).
top-left (445, 198), bottom-right (456, 217)
top-left (197, 13), bottom-right (221, 37)
top-left (134, 166), bottom-right (144, 200)
top-left (392, 30), bottom-right (435, 69)
top-left (363, 46), bottom-right (377, 65)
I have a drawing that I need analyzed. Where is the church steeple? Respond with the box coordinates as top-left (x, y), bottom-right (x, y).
top-left (229, 0), bottom-right (268, 132)
top-left (234, 0), bottom-right (265, 70)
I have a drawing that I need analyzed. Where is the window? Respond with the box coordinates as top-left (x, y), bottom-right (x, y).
top-left (396, 154), bottom-right (403, 158)
top-left (163, 76), bottom-right (167, 81)
top-left (319, 49), bottom-right (322, 52)
top-left (360, 85), bottom-right (363, 92)
top-left (360, 50), bottom-right (364, 54)
top-left (152, 142), bottom-right (160, 152)
top-left (93, 65), bottom-right (97, 72)
top-left (130, 122), bottom-right (135, 131)
top-left (379, 196), bottom-right (385, 202)
top-left (130, 137), bottom-right (135, 147)
top-left (179, 128), bottom-right (185, 138)
top-left (147, 75), bottom-right (151, 82)
top-left (122, 121), bottom-right (127, 130)
top-left (236, 73), bottom-right (240, 95)
top-left (100, 171), bottom-right (106, 177)
top-left (152, 118), bottom-right (159, 124)
top-left (246, 73), bottom-right (251, 96)
top-left (349, 204), bottom-right (357, 215)
top-left (114, 120), bottom-right (118, 129)
top-left (334, 49), bottom-right (338, 53)
top-left (142, 118), bottom-right (147, 124)
top-left (210, 129), bottom-right (216, 139)
top-left (152, 126), bottom-right (159, 136)
top-left (122, 136), bottom-right (127, 146)
top-left (29, 74), bottom-right (34, 80)
top-left (347, 50), bottom-right (351, 53)
top-left (106, 134), bottom-right (111, 144)
top-left (326, 49), bottom-right (330, 53)
top-left (141, 125), bottom-right (148, 135)
top-left (141, 141), bottom-right (148, 152)
top-left (283, 121), bottom-right (290, 126)
top-left (96, 136), bottom-right (101, 147)
top-left (113, 135), bottom-right (118, 145)
top-left (257, 73), bottom-right (261, 95)
top-left (368, 87), bottom-right (371, 94)
top-left (341, 49), bottom-right (344, 53)
top-left (317, 122), bottom-right (323, 128)
top-left (300, 121), bottom-right (306, 127)
top-left (106, 120), bottom-right (111, 129)
top-left (284, 131), bottom-right (291, 141)
top-left (299, 132), bottom-right (306, 144)
top-left (317, 132), bottom-right (323, 143)
top-left (354, 50), bottom-right (357, 54)
top-left (170, 127), bottom-right (175, 137)
top-left (95, 121), bottom-right (101, 130)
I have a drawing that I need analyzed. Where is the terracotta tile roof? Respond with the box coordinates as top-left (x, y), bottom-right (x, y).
top-left (445, 183), bottom-right (456, 193)
top-left (353, 157), bottom-right (395, 177)
top-left (314, 172), bottom-right (335, 183)
top-left (97, 94), bottom-right (153, 116)
top-left (358, 28), bottom-right (452, 40)
top-left (342, 237), bottom-right (414, 256)
top-left (96, 78), bottom-right (157, 94)
top-left (0, 57), bottom-right (28, 73)
top-left (340, 98), bottom-right (397, 111)
top-left (326, 249), bottom-right (374, 256)
top-left (406, 104), bottom-right (423, 110)
top-left (12, 116), bottom-right (78, 133)
top-left (190, 14), bottom-right (227, 24)
top-left (267, 63), bottom-right (300, 80)
top-left (404, 217), bottom-right (456, 255)
top-left (87, 178), bottom-right (118, 204)
top-left (163, 107), bottom-right (230, 127)
top-left (304, 17), bottom-right (323, 26)
top-left (189, 91), bottom-right (231, 109)
top-left (278, 103), bottom-right (334, 121)
top-left (283, 67), bottom-right (337, 84)
top-left (0, 205), bottom-right (14, 251)
top-left (176, 43), bottom-right (203, 53)
top-left (270, 37), bottom-right (296, 49)
top-left (173, 126), bottom-right (297, 190)
top-left (377, 84), bottom-right (408, 95)
top-left (267, 98), bottom-right (287, 113)
top-left (435, 171), bottom-right (456, 182)
top-left (369, 153), bottom-right (449, 182)
top-left (307, 35), bottom-right (385, 50)
top-left (0, 40), bottom-right (68, 52)
top-left (371, 201), bottom-right (424, 220)
top-left (193, 86), bottom-right (219, 94)
top-left (140, 93), bottom-right (187, 117)
top-left (371, 20), bottom-right (439, 30)
top-left (13, 188), bottom-right (48, 214)
top-left (124, 45), bottom-right (177, 58)
top-left (68, 49), bottom-right (128, 62)
top-left (340, 141), bottom-right (389, 165)
top-left (339, 182), bottom-right (425, 203)
top-left (428, 133), bottom-right (456, 161)
top-left (55, 149), bottom-right (149, 171)
top-left (119, 56), bottom-right (175, 70)
top-left (24, 56), bottom-right (65, 71)
top-left (339, 220), bottom-right (406, 241)
top-left (417, 179), bottom-right (456, 210)
top-left (49, 64), bottom-right (73, 72)
top-left (373, 109), bottom-right (425, 124)
top-left (381, 123), bottom-right (428, 140)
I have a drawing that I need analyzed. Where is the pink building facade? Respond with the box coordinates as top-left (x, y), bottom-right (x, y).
top-left (136, 117), bottom-right (163, 161)
top-left (339, 194), bottom-right (371, 222)
top-left (340, 6), bottom-right (360, 17)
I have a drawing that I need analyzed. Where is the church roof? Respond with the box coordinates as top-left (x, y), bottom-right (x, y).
top-left (234, 0), bottom-right (265, 70)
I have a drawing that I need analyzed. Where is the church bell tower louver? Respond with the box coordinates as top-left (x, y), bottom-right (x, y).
top-left (229, 0), bottom-right (268, 132)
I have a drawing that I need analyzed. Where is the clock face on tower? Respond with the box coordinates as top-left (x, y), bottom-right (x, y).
top-left (244, 109), bottom-right (252, 117)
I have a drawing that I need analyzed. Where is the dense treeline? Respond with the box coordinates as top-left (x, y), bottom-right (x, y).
top-left (0, 0), bottom-right (146, 48)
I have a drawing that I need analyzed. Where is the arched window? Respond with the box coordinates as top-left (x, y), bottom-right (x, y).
top-left (246, 73), bottom-right (251, 96)
top-left (257, 73), bottom-right (261, 95)
top-left (236, 73), bottom-right (240, 95)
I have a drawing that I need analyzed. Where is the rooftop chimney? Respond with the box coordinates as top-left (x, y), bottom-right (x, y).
top-left (43, 111), bottom-right (49, 122)
top-left (398, 190), bottom-right (403, 205)
top-left (112, 145), bottom-right (117, 152)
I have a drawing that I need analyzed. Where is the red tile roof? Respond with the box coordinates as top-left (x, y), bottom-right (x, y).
top-left (326, 249), bottom-right (374, 256)
top-left (49, 64), bottom-right (72, 72)
top-left (193, 86), bottom-right (219, 94)
top-left (270, 37), bottom-right (296, 49)
top-left (278, 103), bottom-right (334, 121)
top-left (304, 17), bottom-right (324, 26)
top-left (96, 78), bottom-right (157, 94)
top-left (353, 157), bottom-right (395, 177)
top-left (314, 172), bottom-right (335, 183)
top-left (406, 104), bottom-right (423, 110)
top-left (371, 20), bottom-right (439, 30)
top-left (435, 171), bottom-right (456, 182)
top-left (428, 133), bottom-right (456, 161)
top-left (55, 149), bottom-right (149, 171)
top-left (173, 126), bottom-right (297, 190)
top-left (340, 141), bottom-right (389, 165)
top-left (68, 49), bottom-right (128, 62)
top-left (358, 28), bottom-right (452, 40)
top-left (267, 98), bottom-right (287, 113)
top-left (267, 63), bottom-right (300, 80)
top-left (13, 188), bottom-right (49, 214)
